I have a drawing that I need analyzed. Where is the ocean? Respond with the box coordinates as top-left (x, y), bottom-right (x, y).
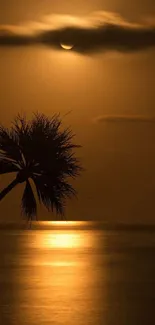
top-left (0, 221), bottom-right (155, 325)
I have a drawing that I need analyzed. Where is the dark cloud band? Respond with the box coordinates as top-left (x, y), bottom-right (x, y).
top-left (0, 12), bottom-right (155, 53)
top-left (38, 25), bottom-right (155, 53)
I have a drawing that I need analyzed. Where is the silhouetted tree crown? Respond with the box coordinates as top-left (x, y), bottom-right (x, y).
top-left (0, 113), bottom-right (82, 221)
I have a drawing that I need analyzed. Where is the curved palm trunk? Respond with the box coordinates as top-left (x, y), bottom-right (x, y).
top-left (0, 178), bottom-right (19, 201)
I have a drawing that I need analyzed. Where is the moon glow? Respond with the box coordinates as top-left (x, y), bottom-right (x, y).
top-left (60, 43), bottom-right (74, 50)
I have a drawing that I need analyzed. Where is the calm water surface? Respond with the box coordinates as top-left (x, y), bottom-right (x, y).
top-left (0, 222), bottom-right (155, 325)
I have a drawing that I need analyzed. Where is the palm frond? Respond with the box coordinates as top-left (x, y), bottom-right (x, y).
top-left (12, 114), bottom-right (32, 166)
top-left (58, 180), bottom-right (77, 198)
top-left (0, 158), bottom-right (19, 175)
top-left (21, 180), bottom-right (37, 221)
top-left (32, 175), bottom-right (73, 215)
top-left (0, 112), bottom-right (83, 220)
top-left (0, 125), bottom-right (22, 163)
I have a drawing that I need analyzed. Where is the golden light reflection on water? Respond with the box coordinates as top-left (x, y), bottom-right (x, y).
top-left (41, 221), bottom-right (84, 226)
top-left (34, 221), bottom-right (90, 250)
top-left (42, 233), bottom-right (80, 248)
top-left (29, 222), bottom-right (94, 267)
top-left (11, 224), bottom-right (107, 324)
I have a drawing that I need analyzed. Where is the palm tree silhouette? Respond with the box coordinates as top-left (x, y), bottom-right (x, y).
top-left (0, 113), bottom-right (82, 221)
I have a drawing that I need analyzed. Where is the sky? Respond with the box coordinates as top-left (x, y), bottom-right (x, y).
top-left (0, 0), bottom-right (155, 223)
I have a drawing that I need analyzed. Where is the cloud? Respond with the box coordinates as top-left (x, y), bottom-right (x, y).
top-left (94, 115), bottom-right (155, 124)
top-left (0, 11), bottom-right (155, 53)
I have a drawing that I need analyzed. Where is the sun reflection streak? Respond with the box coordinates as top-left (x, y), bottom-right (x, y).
top-left (31, 222), bottom-right (89, 250)
top-left (28, 222), bottom-right (97, 267)
top-left (42, 221), bottom-right (80, 226)
top-left (13, 224), bottom-right (108, 325)
top-left (43, 233), bottom-right (80, 248)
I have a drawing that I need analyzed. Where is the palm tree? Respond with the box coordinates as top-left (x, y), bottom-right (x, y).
top-left (0, 113), bottom-right (82, 221)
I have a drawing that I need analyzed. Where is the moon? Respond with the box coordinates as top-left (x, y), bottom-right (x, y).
top-left (60, 43), bottom-right (74, 50)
